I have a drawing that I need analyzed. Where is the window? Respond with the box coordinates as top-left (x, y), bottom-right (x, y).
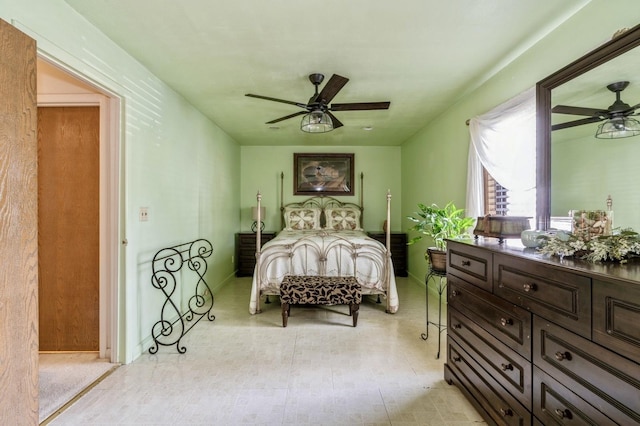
top-left (466, 87), bottom-right (536, 220)
top-left (483, 169), bottom-right (509, 216)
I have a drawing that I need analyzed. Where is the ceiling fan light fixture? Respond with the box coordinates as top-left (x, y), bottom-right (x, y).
top-left (595, 116), bottom-right (640, 139)
top-left (300, 110), bottom-right (333, 133)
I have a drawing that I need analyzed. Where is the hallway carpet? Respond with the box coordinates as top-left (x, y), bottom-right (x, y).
top-left (39, 352), bottom-right (117, 423)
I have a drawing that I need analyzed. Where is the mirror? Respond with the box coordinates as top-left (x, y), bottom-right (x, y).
top-left (536, 24), bottom-right (640, 231)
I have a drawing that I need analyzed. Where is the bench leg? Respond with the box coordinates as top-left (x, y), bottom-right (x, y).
top-left (282, 302), bottom-right (289, 327)
top-left (350, 303), bottom-right (359, 327)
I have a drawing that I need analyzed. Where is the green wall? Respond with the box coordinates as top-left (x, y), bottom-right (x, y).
top-left (552, 133), bottom-right (640, 231)
top-left (241, 145), bottom-right (402, 233)
top-left (2, 0), bottom-right (240, 363)
top-left (400, 1), bottom-right (640, 282)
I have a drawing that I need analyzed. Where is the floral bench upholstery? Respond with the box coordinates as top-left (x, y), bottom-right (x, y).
top-left (279, 275), bottom-right (362, 327)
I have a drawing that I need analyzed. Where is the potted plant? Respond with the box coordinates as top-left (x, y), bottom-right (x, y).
top-left (407, 202), bottom-right (475, 272)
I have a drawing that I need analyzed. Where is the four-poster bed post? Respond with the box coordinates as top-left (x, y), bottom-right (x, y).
top-left (255, 191), bottom-right (263, 313)
top-left (385, 189), bottom-right (391, 312)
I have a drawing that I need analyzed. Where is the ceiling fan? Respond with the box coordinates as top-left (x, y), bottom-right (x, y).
top-left (552, 81), bottom-right (640, 131)
top-left (245, 73), bottom-right (390, 130)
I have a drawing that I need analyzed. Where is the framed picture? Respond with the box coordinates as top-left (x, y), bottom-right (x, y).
top-left (293, 153), bottom-right (354, 196)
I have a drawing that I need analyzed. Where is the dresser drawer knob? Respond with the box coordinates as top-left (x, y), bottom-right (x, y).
top-left (500, 363), bottom-right (513, 371)
top-left (500, 318), bottom-right (513, 327)
top-left (523, 282), bottom-right (537, 292)
top-left (554, 351), bottom-right (571, 362)
top-left (451, 290), bottom-right (461, 298)
top-left (499, 408), bottom-right (513, 417)
top-left (554, 408), bottom-right (572, 419)
top-left (453, 356), bottom-right (461, 362)
top-left (461, 260), bottom-right (471, 266)
top-left (453, 323), bottom-right (462, 329)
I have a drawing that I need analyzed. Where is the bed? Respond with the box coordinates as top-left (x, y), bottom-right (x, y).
top-left (249, 191), bottom-right (398, 315)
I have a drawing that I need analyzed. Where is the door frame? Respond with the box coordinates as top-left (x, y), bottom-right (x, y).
top-left (38, 60), bottom-right (122, 363)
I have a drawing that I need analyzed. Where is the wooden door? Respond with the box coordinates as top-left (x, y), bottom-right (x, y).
top-left (0, 18), bottom-right (39, 424)
top-left (38, 106), bottom-right (100, 351)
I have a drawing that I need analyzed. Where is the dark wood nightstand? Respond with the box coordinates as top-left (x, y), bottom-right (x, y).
top-left (235, 232), bottom-right (276, 277)
top-left (367, 232), bottom-right (408, 276)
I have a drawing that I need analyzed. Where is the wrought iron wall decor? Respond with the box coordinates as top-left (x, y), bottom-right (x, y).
top-left (149, 238), bottom-right (215, 354)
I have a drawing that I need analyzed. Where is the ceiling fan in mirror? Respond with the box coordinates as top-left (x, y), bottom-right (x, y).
top-left (552, 81), bottom-right (640, 138)
top-left (245, 73), bottom-right (390, 133)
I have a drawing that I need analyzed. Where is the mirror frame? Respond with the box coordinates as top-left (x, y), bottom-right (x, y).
top-left (536, 23), bottom-right (640, 230)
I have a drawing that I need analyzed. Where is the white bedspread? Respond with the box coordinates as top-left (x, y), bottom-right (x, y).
top-left (249, 230), bottom-right (399, 314)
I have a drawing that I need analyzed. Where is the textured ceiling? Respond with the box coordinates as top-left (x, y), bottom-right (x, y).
top-left (65, 0), bottom-right (590, 146)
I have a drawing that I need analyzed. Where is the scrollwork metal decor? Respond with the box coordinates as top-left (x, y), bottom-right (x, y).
top-left (149, 239), bottom-right (215, 354)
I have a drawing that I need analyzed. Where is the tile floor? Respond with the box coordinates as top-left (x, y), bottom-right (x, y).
top-left (50, 277), bottom-right (486, 425)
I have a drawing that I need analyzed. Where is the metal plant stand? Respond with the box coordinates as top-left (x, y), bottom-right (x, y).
top-left (421, 267), bottom-right (447, 359)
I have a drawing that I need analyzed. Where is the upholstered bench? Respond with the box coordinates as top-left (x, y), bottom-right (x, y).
top-left (279, 275), bottom-right (362, 327)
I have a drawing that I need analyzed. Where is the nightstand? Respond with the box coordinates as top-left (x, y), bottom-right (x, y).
top-left (367, 232), bottom-right (408, 276)
top-left (235, 232), bottom-right (276, 277)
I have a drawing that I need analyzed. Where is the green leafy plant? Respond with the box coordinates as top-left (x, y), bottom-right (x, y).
top-left (406, 202), bottom-right (475, 251)
top-left (538, 228), bottom-right (640, 263)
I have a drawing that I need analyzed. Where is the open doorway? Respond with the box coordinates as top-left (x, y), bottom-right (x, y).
top-left (37, 57), bottom-right (120, 360)
top-left (37, 57), bottom-right (121, 421)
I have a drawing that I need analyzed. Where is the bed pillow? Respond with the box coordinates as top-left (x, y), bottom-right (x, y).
top-left (325, 207), bottom-right (362, 231)
top-left (284, 207), bottom-right (321, 230)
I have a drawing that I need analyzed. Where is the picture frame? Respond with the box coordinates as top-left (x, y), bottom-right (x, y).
top-left (293, 153), bottom-right (354, 196)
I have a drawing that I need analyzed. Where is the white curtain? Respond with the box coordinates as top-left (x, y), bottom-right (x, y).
top-left (466, 87), bottom-right (536, 218)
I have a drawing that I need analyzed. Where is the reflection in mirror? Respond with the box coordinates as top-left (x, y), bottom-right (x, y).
top-left (551, 50), bottom-right (640, 232)
top-left (536, 24), bottom-right (640, 231)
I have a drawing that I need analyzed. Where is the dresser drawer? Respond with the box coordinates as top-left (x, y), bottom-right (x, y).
top-left (448, 275), bottom-right (532, 360)
top-left (446, 338), bottom-right (531, 426)
top-left (533, 366), bottom-right (618, 426)
top-left (449, 306), bottom-right (532, 407)
top-left (533, 317), bottom-right (640, 425)
top-left (447, 241), bottom-right (493, 292)
top-left (593, 278), bottom-right (640, 365)
top-left (494, 253), bottom-right (591, 338)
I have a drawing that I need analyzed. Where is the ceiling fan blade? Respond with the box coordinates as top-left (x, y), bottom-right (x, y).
top-left (317, 74), bottom-right (349, 104)
top-left (552, 116), bottom-right (604, 131)
top-left (552, 105), bottom-right (607, 117)
top-left (246, 94), bottom-right (307, 109)
top-left (331, 101), bottom-right (390, 111)
top-left (326, 111), bottom-right (343, 129)
top-left (265, 111), bottom-right (307, 124)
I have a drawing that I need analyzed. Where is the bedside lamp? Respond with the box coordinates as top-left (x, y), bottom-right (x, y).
top-left (251, 206), bottom-right (265, 233)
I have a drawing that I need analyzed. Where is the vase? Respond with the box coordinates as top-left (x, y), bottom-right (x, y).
top-left (520, 229), bottom-right (545, 248)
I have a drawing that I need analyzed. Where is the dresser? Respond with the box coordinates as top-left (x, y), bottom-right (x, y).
top-left (235, 232), bottom-right (276, 277)
top-left (444, 239), bottom-right (640, 425)
top-left (367, 232), bottom-right (408, 276)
